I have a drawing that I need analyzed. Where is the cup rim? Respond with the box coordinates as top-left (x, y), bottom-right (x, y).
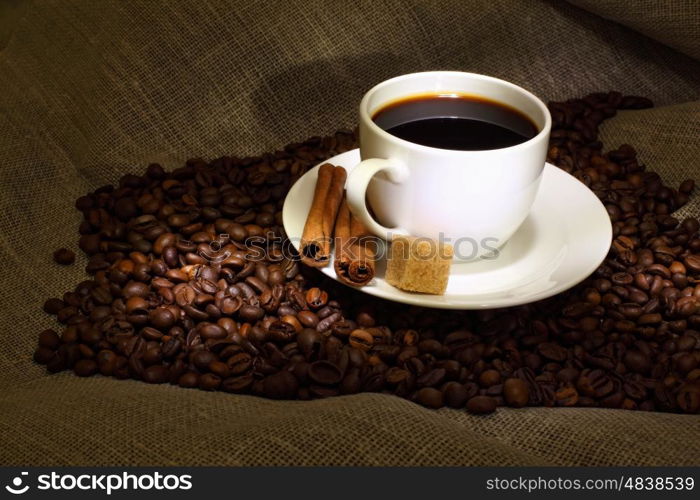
top-left (359, 71), bottom-right (552, 155)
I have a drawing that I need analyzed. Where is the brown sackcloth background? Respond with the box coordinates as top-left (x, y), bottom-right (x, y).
top-left (1, 0), bottom-right (699, 466)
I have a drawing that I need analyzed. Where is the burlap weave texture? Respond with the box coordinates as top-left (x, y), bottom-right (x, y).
top-left (0, 0), bottom-right (698, 466)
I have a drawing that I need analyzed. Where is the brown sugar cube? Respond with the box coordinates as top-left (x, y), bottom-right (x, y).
top-left (385, 235), bottom-right (453, 295)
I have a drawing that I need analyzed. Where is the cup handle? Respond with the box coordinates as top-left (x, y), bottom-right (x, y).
top-left (346, 158), bottom-right (410, 239)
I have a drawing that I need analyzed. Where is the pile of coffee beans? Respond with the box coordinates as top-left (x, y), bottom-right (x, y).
top-left (35, 92), bottom-right (699, 414)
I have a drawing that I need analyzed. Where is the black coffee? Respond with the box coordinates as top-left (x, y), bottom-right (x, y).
top-left (372, 94), bottom-right (538, 150)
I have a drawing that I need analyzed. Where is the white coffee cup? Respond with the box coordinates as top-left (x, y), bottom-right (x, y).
top-left (346, 71), bottom-right (551, 261)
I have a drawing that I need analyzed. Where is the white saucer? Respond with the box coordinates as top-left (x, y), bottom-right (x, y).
top-left (283, 149), bottom-right (612, 309)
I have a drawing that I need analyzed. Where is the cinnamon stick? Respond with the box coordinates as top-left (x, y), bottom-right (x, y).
top-left (300, 164), bottom-right (347, 267)
top-left (334, 197), bottom-right (376, 286)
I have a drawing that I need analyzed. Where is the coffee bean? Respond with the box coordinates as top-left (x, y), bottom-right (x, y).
top-left (122, 281), bottom-right (149, 299)
top-left (478, 369), bottom-right (501, 388)
top-left (221, 374), bottom-right (254, 393)
top-left (308, 360), bottom-right (342, 385)
top-left (305, 288), bottom-right (328, 309)
top-left (143, 364), bottom-right (169, 384)
top-left (297, 328), bottom-right (322, 358)
top-left (442, 382), bottom-right (469, 408)
top-left (537, 342), bottom-right (567, 362)
top-left (624, 350), bottom-right (651, 374)
top-left (348, 329), bottom-right (373, 351)
top-left (38, 329), bottom-right (60, 350)
top-left (142, 346), bottom-right (162, 365)
top-left (149, 307), bottom-right (176, 329)
top-left (577, 369), bottom-right (614, 398)
top-left (415, 387), bottom-right (443, 409)
top-left (340, 368), bottom-right (362, 394)
top-left (684, 254), bottom-right (700, 273)
top-left (239, 304), bottom-right (264, 322)
top-left (198, 373), bottom-right (221, 390)
top-left (178, 372), bottom-right (199, 388)
top-left (503, 378), bottom-right (530, 408)
top-left (34, 346), bottom-right (55, 364)
top-left (297, 310), bottom-right (319, 328)
top-left (555, 386), bottom-right (579, 406)
top-left (417, 368), bottom-right (446, 388)
top-left (263, 371), bottom-right (299, 399)
top-left (385, 367), bottom-right (410, 385)
top-left (43, 298), bottom-right (65, 315)
top-left (676, 384), bottom-right (700, 413)
top-left (316, 312), bottom-right (341, 333)
top-left (53, 248), bottom-right (75, 265)
top-left (226, 352), bottom-right (252, 375)
top-left (73, 359), bottom-right (98, 377)
top-left (466, 395), bottom-right (497, 415)
top-left (208, 360), bottom-right (230, 378)
top-left (199, 323), bottom-right (226, 340)
top-left (679, 179), bottom-right (695, 194)
top-left (46, 354), bottom-right (66, 373)
top-left (191, 350), bottom-right (216, 371)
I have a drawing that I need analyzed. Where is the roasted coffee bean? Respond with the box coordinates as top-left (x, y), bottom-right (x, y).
top-left (43, 298), bottom-right (65, 315)
top-left (178, 371), bottom-right (199, 388)
top-left (340, 368), bottom-right (362, 394)
top-left (226, 352), bottom-right (252, 375)
top-left (96, 350), bottom-right (118, 376)
top-left (308, 360), bottom-right (342, 385)
top-left (466, 395), bottom-right (497, 415)
top-left (191, 350), bottom-right (216, 371)
top-left (316, 312), bottom-right (341, 333)
top-left (415, 387), bottom-right (443, 409)
top-left (297, 310), bottom-right (319, 328)
top-left (676, 383), bottom-right (700, 413)
top-left (305, 288), bottom-right (328, 309)
top-left (200, 323), bottom-right (226, 340)
top-left (34, 346), bottom-right (55, 364)
top-left (442, 382), bottom-right (469, 409)
top-left (555, 386), bottom-right (579, 406)
top-left (73, 359), bottom-right (98, 377)
top-left (679, 179), bottom-right (695, 194)
top-left (46, 354), bottom-right (66, 373)
top-left (198, 373), bottom-right (222, 390)
top-left (297, 328), bottom-right (322, 358)
top-left (623, 350), bottom-right (651, 374)
top-left (417, 368), bottom-right (446, 388)
top-left (348, 329), bottom-right (373, 351)
top-left (149, 307), bottom-right (176, 329)
top-left (577, 369), bottom-right (614, 398)
top-left (38, 329), bottom-right (60, 350)
top-left (263, 371), bottom-right (299, 399)
top-left (143, 364), bottom-right (169, 384)
top-left (478, 369), bottom-right (501, 388)
top-left (685, 254), bottom-right (700, 273)
top-left (142, 346), bottom-right (162, 365)
top-left (309, 385), bottom-right (340, 398)
top-left (221, 374), bottom-right (254, 393)
top-left (53, 247), bottom-right (75, 265)
top-left (239, 305), bottom-right (265, 322)
top-left (503, 378), bottom-right (529, 408)
top-left (141, 326), bottom-right (163, 342)
top-left (385, 367), bottom-right (409, 385)
top-left (538, 342), bottom-right (567, 362)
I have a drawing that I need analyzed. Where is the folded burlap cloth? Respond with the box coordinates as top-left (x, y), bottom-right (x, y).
top-left (0, 0), bottom-right (698, 465)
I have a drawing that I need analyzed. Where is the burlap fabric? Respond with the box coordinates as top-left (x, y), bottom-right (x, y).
top-left (0, 0), bottom-right (698, 466)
